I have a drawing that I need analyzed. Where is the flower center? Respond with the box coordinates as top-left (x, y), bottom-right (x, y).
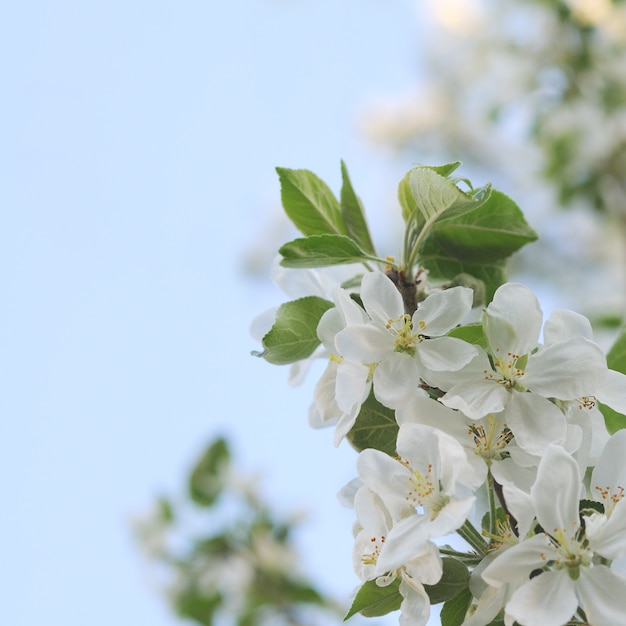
top-left (594, 484), bottom-right (625, 517)
top-left (386, 314), bottom-right (420, 356)
top-left (400, 461), bottom-right (450, 518)
top-left (541, 528), bottom-right (593, 580)
top-left (483, 349), bottom-right (526, 390)
top-left (468, 414), bottom-right (513, 462)
top-left (361, 534), bottom-right (385, 566)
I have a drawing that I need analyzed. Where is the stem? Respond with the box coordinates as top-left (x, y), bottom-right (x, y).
top-left (438, 548), bottom-right (482, 566)
top-left (405, 214), bottom-right (438, 271)
top-left (487, 471), bottom-right (497, 538)
top-left (456, 520), bottom-right (488, 556)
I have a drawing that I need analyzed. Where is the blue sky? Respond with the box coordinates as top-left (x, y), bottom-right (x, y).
top-left (3, 2), bottom-right (429, 624)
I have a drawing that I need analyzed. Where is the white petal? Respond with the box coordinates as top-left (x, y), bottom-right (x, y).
top-left (357, 449), bottom-right (413, 515)
top-left (412, 286), bottom-right (473, 337)
top-left (596, 368), bottom-right (626, 415)
top-left (504, 392), bottom-right (567, 456)
top-left (373, 353), bottom-right (420, 410)
top-left (396, 423), bottom-right (441, 478)
top-left (336, 324), bottom-right (393, 363)
top-left (505, 570), bottom-right (578, 626)
top-left (591, 429), bottom-right (626, 504)
top-left (524, 338), bottom-right (606, 399)
top-left (334, 285), bottom-right (369, 326)
top-left (399, 575), bottom-right (431, 626)
top-left (543, 308), bottom-right (593, 344)
top-left (376, 514), bottom-right (427, 574)
top-left (587, 498), bottom-right (626, 560)
top-left (531, 445), bottom-right (581, 535)
top-left (317, 306), bottom-right (344, 348)
top-left (361, 271), bottom-right (404, 325)
top-left (485, 283), bottom-right (542, 356)
top-left (404, 541), bottom-right (442, 586)
top-left (397, 395), bottom-right (467, 437)
top-left (441, 380), bottom-right (508, 419)
top-left (335, 360), bottom-right (370, 414)
top-left (577, 566), bottom-right (626, 626)
top-left (481, 534), bottom-right (555, 586)
top-left (313, 360), bottom-right (340, 423)
top-left (416, 336), bottom-right (478, 372)
top-left (333, 408), bottom-right (360, 447)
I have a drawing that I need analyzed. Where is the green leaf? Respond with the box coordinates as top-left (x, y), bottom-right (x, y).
top-left (422, 257), bottom-right (508, 304)
top-left (607, 327), bottom-right (626, 372)
top-left (276, 167), bottom-right (346, 236)
top-left (447, 323), bottom-right (488, 351)
top-left (344, 578), bottom-right (402, 621)
top-left (189, 437), bottom-right (230, 507)
top-left (346, 391), bottom-right (398, 456)
top-left (417, 190), bottom-right (537, 301)
top-left (599, 402), bottom-right (626, 434)
top-left (440, 587), bottom-right (473, 626)
top-left (279, 234), bottom-right (371, 268)
top-left (424, 558), bottom-right (470, 604)
top-left (398, 170), bottom-right (418, 225)
top-left (409, 167), bottom-right (492, 224)
top-left (420, 189), bottom-right (538, 263)
top-left (340, 161), bottom-right (376, 255)
top-left (398, 163), bottom-right (462, 224)
top-left (253, 296), bottom-right (334, 365)
top-left (599, 327), bottom-right (626, 433)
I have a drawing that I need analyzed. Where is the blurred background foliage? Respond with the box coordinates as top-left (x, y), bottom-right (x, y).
top-left (136, 1), bottom-right (626, 624)
top-left (362, 0), bottom-right (626, 330)
top-left (133, 437), bottom-right (343, 626)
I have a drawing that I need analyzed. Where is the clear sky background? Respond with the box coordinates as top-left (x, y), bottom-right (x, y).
top-left (2, 2), bottom-right (435, 625)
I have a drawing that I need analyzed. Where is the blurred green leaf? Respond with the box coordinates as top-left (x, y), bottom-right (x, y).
top-left (189, 437), bottom-right (230, 507)
top-left (175, 587), bottom-right (221, 626)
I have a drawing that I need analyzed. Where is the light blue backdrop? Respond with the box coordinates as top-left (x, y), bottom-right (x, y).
top-left (3, 2), bottom-right (426, 625)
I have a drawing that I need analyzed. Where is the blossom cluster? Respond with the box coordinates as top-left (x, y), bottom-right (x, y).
top-left (253, 162), bottom-right (626, 625)
top-left (258, 265), bottom-right (626, 625)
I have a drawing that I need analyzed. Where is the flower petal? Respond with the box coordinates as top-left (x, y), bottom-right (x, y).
top-left (440, 379), bottom-right (508, 419)
top-left (412, 286), bottom-right (473, 337)
top-left (484, 283), bottom-right (542, 356)
top-left (596, 368), bottom-right (626, 415)
top-left (416, 336), bottom-right (478, 372)
top-left (505, 569), bottom-right (578, 626)
top-left (504, 391), bottom-right (567, 456)
top-left (577, 565), bottom-right (626, 626)
top-left (374, 353), bottom-right (420, 410)
top-left (524, 337), bottom-right (606, 399)
top-left (336, 324), bottom-right (393, 362)
top-left (543, 308), bottom-right (593, 344)
top-left (531, 444), bottom-right (581, 536)
top-left (361, 271), bottom-right (404, 325)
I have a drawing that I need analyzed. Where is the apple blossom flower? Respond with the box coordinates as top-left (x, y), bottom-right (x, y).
top-left (351, 486), bottom-right (441, 626)
top-left (481, 444), bottom-right (626, 626)
top-left (357, 423), bottom-right (477, 574)
top-left (335, 270), bottom-right (477, 410)
top-left (439, 283), bottom-right (607, 455)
